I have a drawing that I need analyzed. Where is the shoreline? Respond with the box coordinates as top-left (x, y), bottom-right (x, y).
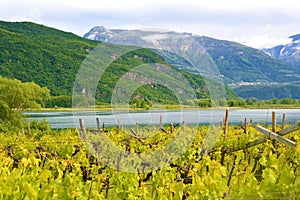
top-left (24, 105), bottom-right (300, 113)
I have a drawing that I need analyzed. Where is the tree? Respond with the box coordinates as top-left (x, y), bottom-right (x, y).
top-left (0, 76), bottom-right (50, 128)
top-left (272, 98), bottom-right (279, 104)
top-left (280, 98), bottom-right (294, 105)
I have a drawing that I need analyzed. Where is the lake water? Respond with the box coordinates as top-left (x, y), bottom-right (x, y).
top-left (25, 109), bottom-right (300, 129)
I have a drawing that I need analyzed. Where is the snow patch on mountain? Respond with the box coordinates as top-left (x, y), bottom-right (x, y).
top-left (262, 33), bottom-right (300, 67)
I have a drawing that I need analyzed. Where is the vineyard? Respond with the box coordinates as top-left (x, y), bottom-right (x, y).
top-left (1, 120), bottom-right (300, 199)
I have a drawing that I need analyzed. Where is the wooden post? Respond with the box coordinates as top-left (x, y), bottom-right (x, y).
top-left (272, 111), bottom-right (276, 133)
top-left (118, 119), bottom-right (120, 135)
top-left (282, 114), bottom-right (286, 130)
top-left (130, 128), bottom-right (137, 136)
top-left (170, 123), bottom-right (174, 133)
top-left (27, 121), bottom-right (31, 138)
top-left (102, 122), bottom-right (105, 132)
top-left (255, 126), bottom-right (296, 148)
top-left (159, 115), bottom-right (162, 128)
top-left (224, 108), bottom-right (229, 138)
top-left (22, 128), bottom-right (25, 136)
top-left (230, 121), bottom-right (300, 152)
top-left (96, 117), bottom-right (100, 132)
top-left (136, 121), bottom-right (139, 135)
top-left (182, 121), bottom-right (185, 131)
top-left (278, 121), bottom-right (300, 135)
top-left (244, 118), bottom-right (247, 133)
top-left (79, 119), bottom-right (84, 131)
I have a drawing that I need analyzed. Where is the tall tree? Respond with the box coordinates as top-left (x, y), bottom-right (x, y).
top-left (0, 76), bottom-right (50, 128)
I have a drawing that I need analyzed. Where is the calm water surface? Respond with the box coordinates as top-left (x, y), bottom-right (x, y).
top-left (25, 109), bottom-right (300, 129)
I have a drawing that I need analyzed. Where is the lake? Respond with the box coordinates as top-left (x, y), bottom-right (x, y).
top-left (25, 109), bottom-right (300, 129)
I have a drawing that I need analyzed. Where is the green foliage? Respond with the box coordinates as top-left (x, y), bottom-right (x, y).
top-left (130, 97), bottom-right (152, 109)
top-left (0, 76), bottom-right (50, 129)
top-left (95, 48), bottom-right (211, 105)
top-left (29, 119), bottom-right (51, 132)
top-left (234, 84), bottom-right (300, 100)
top-left (195, 97), bottom-right (300, 108)
top-left (0, 76), bottom-right (50, 111)
top-left (28, 119), bottom-right (52, 139)
top-left (243, 97), bottom-right (300, 108)
top-left (227, 99), bottom-right (246, 107)
top-left (0, 100), bottom-right (22, 130)
top-left (0, 20), bottom-right (99, 96)
top-left (0, 125), bottom-right (300, 199)
top-left (45, 95), bottom-right (72, 108)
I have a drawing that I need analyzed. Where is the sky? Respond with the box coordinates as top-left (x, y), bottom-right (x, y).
top-left (1, 0), bottom-right (300, 48)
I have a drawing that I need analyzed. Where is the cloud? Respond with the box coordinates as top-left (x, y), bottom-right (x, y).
top-left (242, 35), bottom-right (293, 49)
top-left (0, 0), bottom-right (300, 48)
top-left (9, 9), bottom-right (42, 22)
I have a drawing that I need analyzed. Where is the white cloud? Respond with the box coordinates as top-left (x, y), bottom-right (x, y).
top-left (9, 8), bottom-right (42, 22)
top-left (241, 35), bottom-right (293, 49)
top-left (0, 0), bottom-right (300, 48)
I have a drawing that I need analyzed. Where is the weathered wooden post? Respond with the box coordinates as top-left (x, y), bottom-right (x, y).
top-left (272, 111), bottom-right (276, 133)
top-left (79, 119), bottom-right (84, 131)
top-left (159, 115), bottom-right (163, 128)
top-left (170, 123), bottom-right (174, 133)
top-left (102, 122), bottom-right (105, 132)
top-left (282, 113), bottom-right (286, 130)
top-left (244, 118), bottom-right (247, 133)
top-left (79, 119), bottom-right (85, 138)
top-left (96, 117), bottom-right (100, 132)
top-left (136, 121), bottom-right (139, 135)
top-left (224, 108), bottom-right (229, 138)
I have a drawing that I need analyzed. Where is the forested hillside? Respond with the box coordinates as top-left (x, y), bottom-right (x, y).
top-left (0, 21), bottom-right (238, 107)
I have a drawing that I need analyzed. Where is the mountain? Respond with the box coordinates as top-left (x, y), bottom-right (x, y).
top-left (263, 33), bottom-right (300, 68)
top-left (84, 26), bottom-right (127, 42)
top-left (0, 21), bottom-right (238, 107)
top-left (84, 26), bottom-right (300, 99)
top-left (0, 21), bottom-right (99, 96)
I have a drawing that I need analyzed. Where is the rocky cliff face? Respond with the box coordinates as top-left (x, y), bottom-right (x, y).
top-left (83, 26), bottom-right (127, 42)
top-left (263, 34), bottom-right (300, 67)
top-left (83, 26), bottom-right (300, 99)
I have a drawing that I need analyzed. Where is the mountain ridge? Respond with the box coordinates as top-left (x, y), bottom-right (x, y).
top-left (84, 26), bottom-right (300, 99)
top-left (263, 33), bottom-right (300, 68)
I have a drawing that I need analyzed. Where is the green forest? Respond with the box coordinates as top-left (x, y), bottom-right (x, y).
top-left (0, 21), bottom-right (239, 109)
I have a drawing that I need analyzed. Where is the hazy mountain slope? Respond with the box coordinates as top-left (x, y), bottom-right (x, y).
top-left (84, 26), bottom-right (300, 99)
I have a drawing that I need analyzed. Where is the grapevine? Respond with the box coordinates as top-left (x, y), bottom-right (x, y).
top-left (0, 123), bottom-right (300, 199)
